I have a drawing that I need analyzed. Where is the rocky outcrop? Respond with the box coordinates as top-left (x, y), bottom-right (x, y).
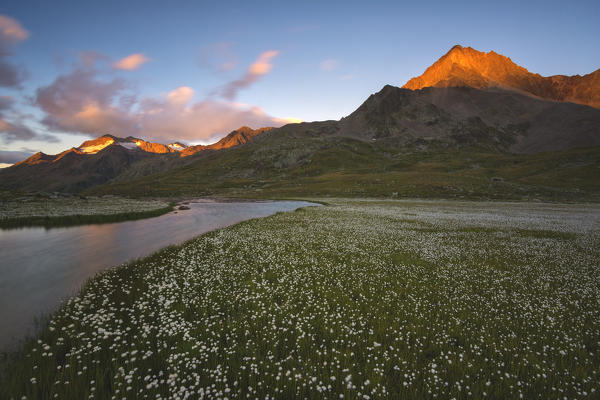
top-left (338, 84), bottom-right (600, 153)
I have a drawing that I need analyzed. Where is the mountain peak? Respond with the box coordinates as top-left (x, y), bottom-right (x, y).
top-left (14, 151), bottom-right (53, 166)
top-left (446, 44), bottom-right (472, 54)
top-left (217, 126), bottom-right (273, 148)
top-left (403, 46), bottom-right (529, 91)
top-left (402, 45), bottom-right (600, 108)
top-left (441, 45), bottom-right (507, 64)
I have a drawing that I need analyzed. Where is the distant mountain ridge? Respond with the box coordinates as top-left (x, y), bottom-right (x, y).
top-left (14, 126), bottom-right (273, 167)
top-left (2, 126), bottom-right (273, 192)
top-left (180, 127), bottom-right (273, 157)
top-left (403, 45), bottom-right (600, 109)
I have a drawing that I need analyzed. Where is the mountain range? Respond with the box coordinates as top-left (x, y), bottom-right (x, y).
top-left (0, 127), bottom-right (273, 192)
top-left (1, 45), bottom-right (599, 199)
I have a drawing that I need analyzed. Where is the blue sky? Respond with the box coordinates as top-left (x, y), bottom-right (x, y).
top-left (0, 0), bottom-right (599, 159)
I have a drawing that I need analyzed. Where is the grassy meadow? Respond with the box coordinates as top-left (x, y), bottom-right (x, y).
top-left (1, 199), bottom-right (599, 399)
top-left (0, 193), bottom-right (173, 228)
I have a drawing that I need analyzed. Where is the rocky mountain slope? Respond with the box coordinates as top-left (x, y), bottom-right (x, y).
top-left (403, 45), bottom-right (600, 109)
top-left (337, 85), bottom-right (600, 153)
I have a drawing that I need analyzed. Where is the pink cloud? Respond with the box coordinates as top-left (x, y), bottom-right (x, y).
top-left (113, 53), bottom-right (150, 70)
top-left (166, 86), bottom-right (195, 105)
top-left (217, 50), bottom-right (279, 100)
top-left (0, 14), bottom-right (29, 46)
top-left (35, 68), bottom-right (138, 135)
top-left (34, 65), bottom-right (297, 143)
top-left (138, 96), bottom-right (292, 143)
top-left (136, 87), bottom-right (294, 142)
top-left (249, 50), bottom-right (279, 75)
top-left (0, 14), bottom-right (29, 87)
top-left (198, 42), bottom-right (239, 73)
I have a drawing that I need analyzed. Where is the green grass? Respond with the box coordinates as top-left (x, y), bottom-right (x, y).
top-left (85, 138), bottom-right (600, 203)
top-left (1, 199), bottom-right (599, 399)
top-left (0, 205), bottom-right (174, 229)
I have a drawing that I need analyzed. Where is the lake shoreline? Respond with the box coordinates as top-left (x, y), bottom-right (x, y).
top-left (0, 200), bottom-right (318, 353)
top-left (0, 194), bottom-right (175, 229)
top-left (0, 204), bottom-right (175, 229)
top-left (0, 193), bottom-right (327, 229)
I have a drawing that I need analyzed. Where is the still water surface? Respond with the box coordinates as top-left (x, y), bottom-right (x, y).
top-left (0, 200), bottom-right (316, 351)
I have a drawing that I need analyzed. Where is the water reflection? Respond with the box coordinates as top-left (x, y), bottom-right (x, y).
top-left (0, 200), bottom-right (316, 351)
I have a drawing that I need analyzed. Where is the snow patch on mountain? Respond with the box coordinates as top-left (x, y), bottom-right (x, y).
top-left (119, 142), bottom-right (138, 150)
top-left (168, 143), bottom-right (186, 151)
top-left (79, 138), bottom-right (115, 154)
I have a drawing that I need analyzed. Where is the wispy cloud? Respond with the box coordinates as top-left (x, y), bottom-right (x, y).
top-left (320, 58), bottom-right (339, 71)
top-left (216, 50), bottom-right (279, 100)
top-left (0, 119), bottom-right (41, 143)
top-left (0, 62), bottom-right (27, 87)
top-left (113, 53), bottom-right (150, 70)
top-left (0, 149), bottom-right (35, 164)
top-left (79, 51), bottom-right (109, 68)
top-left (0, 95), bottom-right (59, 143)
top-left (198, 42), bottom-right (239, 73)
top-left (0, 14), bottom-right (29, 87)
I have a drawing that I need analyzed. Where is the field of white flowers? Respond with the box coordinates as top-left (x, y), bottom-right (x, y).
top-left (2, 199), bottom-right (599, 399)
top-left (0, 196), bottom-right (169, 220)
